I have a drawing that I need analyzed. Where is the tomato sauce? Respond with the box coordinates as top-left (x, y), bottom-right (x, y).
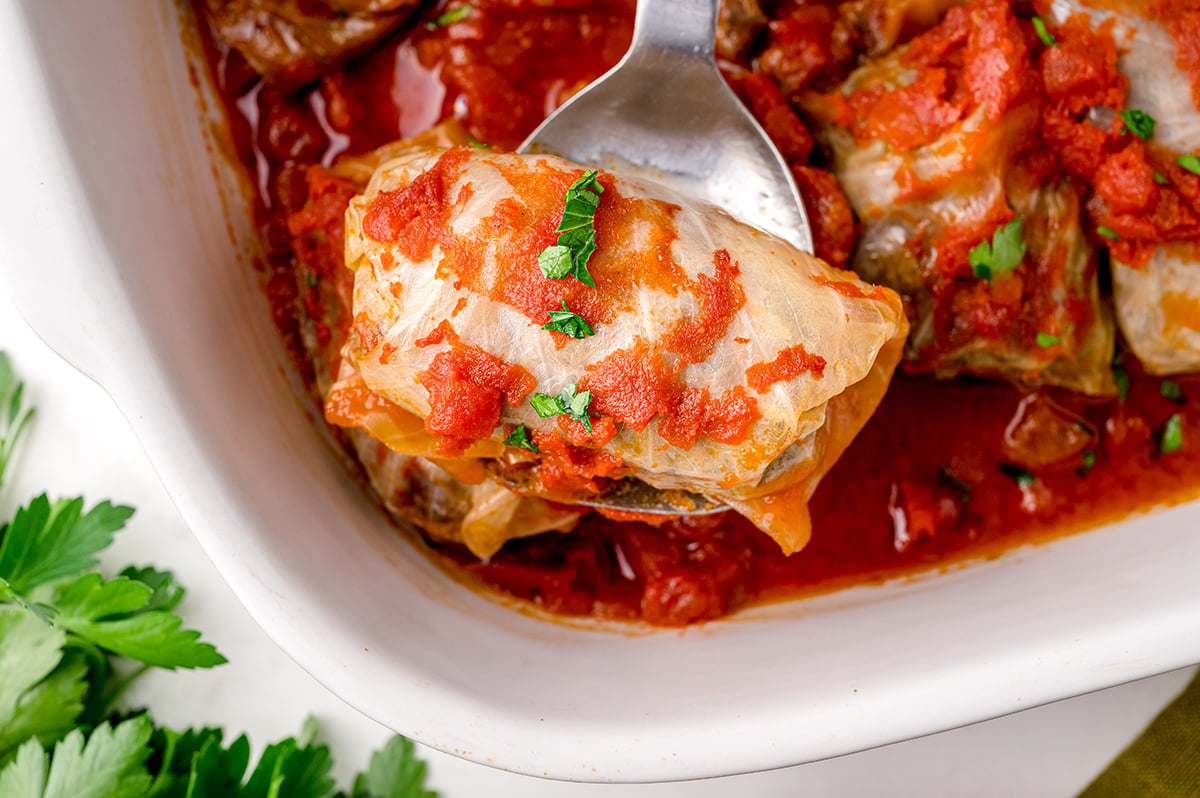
top-left (413, 321), bottom-right (535, 456)
top-left (747, 344), bottom-right (827, 393)
top-left (190, 0), bottom-right (1200, 627)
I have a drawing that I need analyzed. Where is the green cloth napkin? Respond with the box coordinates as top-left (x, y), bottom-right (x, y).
top-left (1079, 669), bottom-right (1200, 797)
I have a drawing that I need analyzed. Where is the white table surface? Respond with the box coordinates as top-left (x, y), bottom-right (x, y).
top-left (2, 295), bottom-right (1194, 797)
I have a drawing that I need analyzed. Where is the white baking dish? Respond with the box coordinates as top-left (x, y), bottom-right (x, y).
top-left (2, 0), bottom-right (1198, 783)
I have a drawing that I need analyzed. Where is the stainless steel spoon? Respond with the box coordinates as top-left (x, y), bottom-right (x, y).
top-left (513, 0), bottom-right (812, 515)
top-left (518, 0), bottom-right (813, 252)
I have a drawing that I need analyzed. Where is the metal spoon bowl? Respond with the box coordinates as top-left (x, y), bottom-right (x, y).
top-left (515, 0), bottom-right (812, 515)
top-left (519, 0), bottom-right (812, 252)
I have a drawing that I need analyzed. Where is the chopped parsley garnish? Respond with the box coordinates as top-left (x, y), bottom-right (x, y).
top-left (1001, 463), bottom-right (1037, 489)
top-left (1097, 226), bottom-right (1121, 241)
top-left (1079, 449), bottom-right (1097, 476)
top-left (503, 424), bottom-right (538, 453)
top-left (1119, 109), bottom-right (1156, 140)
top-left (1154, 172), bottom-right (1170, 186)
top-left (1113, 350), bottom-right (1130, 402)
top-left (970, 218), bottom-right (1026, 281)
top-left (1160, 413), bottom-right (1184, 455)
top-left (1114, 367), bottom-right (1130, 401)
top-left (1161, 380), bottom-right (1184, 402)
top-left (425, 3), bottom-right (472, 29)
top-left (530, 383), bottom-right (593, 432)
top-left (1036, 332), bottom-right (1060, 347)
top-left (542, 300), bottom-right (594, 339)
top-left (1178, 154), bottom-right (1200, 176)
top-left (537, 171), bottom-right (605, 287)
top-left (466, 136), bottom-right (491, 149)
top-left (1032, 17), bottom-right (1057, 47)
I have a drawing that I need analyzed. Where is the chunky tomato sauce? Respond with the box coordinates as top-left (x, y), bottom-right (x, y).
top-left (191, 0), bottom-right (1200, 626)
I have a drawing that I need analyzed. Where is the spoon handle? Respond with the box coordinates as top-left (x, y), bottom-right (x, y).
top-left (628, 0), bottom-right (717, 61)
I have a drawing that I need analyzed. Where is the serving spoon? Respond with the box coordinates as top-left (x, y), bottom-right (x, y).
top-left (518, 0), bottom-right (813, 252)
top-left (512, 0), bottom-right (813, 515)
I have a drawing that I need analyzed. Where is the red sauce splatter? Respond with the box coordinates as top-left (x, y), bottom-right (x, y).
top-left (581, 340), bottom-right (677, 433)
top-left (361, 147), bottom-right (468, 262)
top-left (661, 249), bottom-right (746, 363)
top-left (529, 431), bottom-right (632, 496)
top-left (1038, 14), bottom-right (1126, 115)
top-left (657, 387), bottom-right (709, 450)
top-left (353, 312), bottom-right (382, 351)
top-left (1094, 142), bottom-right (1158, 215)
top-left (703, 386), bottom-right (761, 445)
top-left (415, 321), bottom-right (534, 456)
top-left (558, 415), bottom-right (618, 448)
top-left (746, 345), bottom-right (827, 394)
top-left (813, 276), bottom-right (885, 301)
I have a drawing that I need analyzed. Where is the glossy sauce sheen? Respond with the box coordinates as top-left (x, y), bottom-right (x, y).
top-left (193, 0), bottom-right (1200, 626)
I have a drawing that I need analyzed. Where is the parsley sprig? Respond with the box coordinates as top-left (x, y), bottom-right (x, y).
top-left (1119, 109), bottom-right (1156, 140)
top-left (970, 218), bottom-right (1027, 281)
top-left (541, 301), bottom-right (594, 339)
top-left (530, 383), bottom-right (593, 433)
top-left (537, 171), bottom-right (605, 287)
top-left (1036, 332), bottom-right (1060, 348)
top-left (0, 353), bottom-right (438, 797)
top-left (503, 424), bottom-right (539, 453)
top-left (1032, 17), bottom-right (1057, 47)
top-left (1161, 414), bottom-right (1184, 455)
top-left (425, 3), bottom-right (471, 30)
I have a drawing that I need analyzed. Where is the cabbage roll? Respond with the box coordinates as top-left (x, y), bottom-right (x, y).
top-left (332, 146), bottom-right (908, 554)
top-left (200, 0), bottom-right (418, 87)
top-left (287, 123), bottom-right (583, 559)
top-left (801, 1), bottom-right (1116, 395)
top-left (1039, 0), bottom-right (1200, 375)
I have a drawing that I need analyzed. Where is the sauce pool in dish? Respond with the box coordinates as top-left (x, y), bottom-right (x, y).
top-left (189, 0), bottom-right (1200, 626)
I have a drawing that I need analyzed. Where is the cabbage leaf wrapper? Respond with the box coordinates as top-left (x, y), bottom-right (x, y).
top-left (329, 146), bottom-right (908, 554)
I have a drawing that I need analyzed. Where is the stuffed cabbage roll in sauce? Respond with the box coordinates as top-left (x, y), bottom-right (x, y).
top-left (324, 145), bottom-right (908, 556)
top-left (801, 0), bottom-right (1117, 395)
top-left (288, 125), bottom-right (585, 561)
top-left (1035, 0), bottom-right (1200, 375)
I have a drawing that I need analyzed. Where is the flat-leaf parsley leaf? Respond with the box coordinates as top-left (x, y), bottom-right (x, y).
top-left (51, 574), bottom-right (225, 670)
top-left (970, 218), bottom-right (1026, 281)
top-left (502, 424), bottom-right (538, 453)
top-left (0, 715), bottom-right (154, 798)
top-left (541, 301), bottom-right (594, 339)
top-left (425, 3), bottom-right (471, 29)
top-left (1032, 16), bottom-right (1057, 46)
top-left (0, 495), bottom-right (133, 595)
top-left (1119, 109), bottom-right (1156, 140)
top-left (537, 171), bottom-right (605, 286)
top-left (342, 734), bottom-right (439, 798)
top-left (1178, 154), bottom-right (1200, 176)
top-left (0, 352), bottom-right (34, 489)
top-left (1161, 414), bottom-right (1184, 455)
top-left (529, 383), bottom-right (593, 432)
